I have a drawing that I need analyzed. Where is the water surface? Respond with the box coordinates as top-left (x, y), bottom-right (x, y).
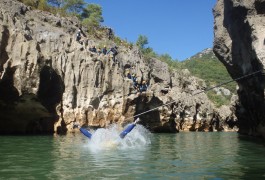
top-left (1, 126), bottom-right (265, 179)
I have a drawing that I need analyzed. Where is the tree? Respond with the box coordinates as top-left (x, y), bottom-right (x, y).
top-left (136, 35), bottom-right (148, 50)
top-left (47, 0), bottom-right (64, 8)
top-left (160, 53), bottom-right (173, 62)
top-left (82, 4), bottom-right (103, 22)
top-left (82, 4), bottom-right (103, 31)
top-left (63, 0), bottom-right (85, 14)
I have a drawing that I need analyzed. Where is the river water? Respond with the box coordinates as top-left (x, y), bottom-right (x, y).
top-left (1, 124), bottom-right (265, 179)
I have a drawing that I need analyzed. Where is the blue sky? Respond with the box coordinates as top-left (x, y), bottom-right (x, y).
top-left (85, 0), bottom-right (217, 61)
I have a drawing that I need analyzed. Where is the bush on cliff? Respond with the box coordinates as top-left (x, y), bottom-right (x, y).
top-left (18, 0), bottom-right (50, 11)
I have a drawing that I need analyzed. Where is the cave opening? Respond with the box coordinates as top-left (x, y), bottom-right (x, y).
top-left (37, 66), bottom-right (65, 132)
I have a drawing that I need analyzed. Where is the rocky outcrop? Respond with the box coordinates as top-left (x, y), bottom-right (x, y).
top-left (213, 0), bottom-right (265, 137)
top-left (0, 0), bottom-right (235, 134)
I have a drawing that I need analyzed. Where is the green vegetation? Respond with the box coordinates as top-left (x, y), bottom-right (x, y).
top-left (180, 51), bottom-right (236, 93)
top-left (136, 35), bottom-right (148, 50)
top-left (206, 91), bottom-right (231, 107)
top-left (159, 53), bottom-right (181, 70)
top-left (81, 4), bottom-right (103, 34)
top-left (46, 0), bottom-right (64, 8)
top-left (63, 0), bottom-right (85, 14)
top-left (18, 0), bottom-right (50, 11)
top-left (136, 35), bottom-right (156, 60)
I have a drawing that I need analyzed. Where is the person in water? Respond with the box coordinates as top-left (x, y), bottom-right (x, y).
top-left (73, 118), bottom-right (141, 139)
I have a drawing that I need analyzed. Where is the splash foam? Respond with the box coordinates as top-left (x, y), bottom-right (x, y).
top-left (86, 124), bottom-right (151, 151)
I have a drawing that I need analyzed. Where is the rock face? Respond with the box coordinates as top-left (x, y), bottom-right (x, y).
top-left (0, 0), bottom-right (235, 134)
top-left (213, 0), bottom-right (265, 137)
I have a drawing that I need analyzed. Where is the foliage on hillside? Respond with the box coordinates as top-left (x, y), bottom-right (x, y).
top-left (180, 50), bottom-right (236, 93)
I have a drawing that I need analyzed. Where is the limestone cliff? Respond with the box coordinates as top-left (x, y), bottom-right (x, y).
top-left (0, 0), bottom-right (235, 134)
top-left (213, 0), bottom-right (265, 137)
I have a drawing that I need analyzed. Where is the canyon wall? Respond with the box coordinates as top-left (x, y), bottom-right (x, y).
top-left (213, 0), bottom-right (265, 137)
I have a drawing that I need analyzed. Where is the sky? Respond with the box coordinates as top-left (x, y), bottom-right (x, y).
top-left (85, 0), bottom-right (217, 61)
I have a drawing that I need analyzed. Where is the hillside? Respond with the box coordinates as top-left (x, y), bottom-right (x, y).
top-left (181, 48), bottom-right (237, 107)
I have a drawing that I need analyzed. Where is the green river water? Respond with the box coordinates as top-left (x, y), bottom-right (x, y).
top-left (0, 125), bottom-right (265, 179)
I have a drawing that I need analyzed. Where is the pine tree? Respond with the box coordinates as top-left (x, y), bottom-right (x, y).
top-left (63, 0), bottom-right (85, 14)
top-left (82, 4), bottom-right (103, 32)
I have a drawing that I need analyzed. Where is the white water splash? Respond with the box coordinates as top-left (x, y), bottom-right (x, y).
top-left (86, 124), bottom-right (151, 152)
